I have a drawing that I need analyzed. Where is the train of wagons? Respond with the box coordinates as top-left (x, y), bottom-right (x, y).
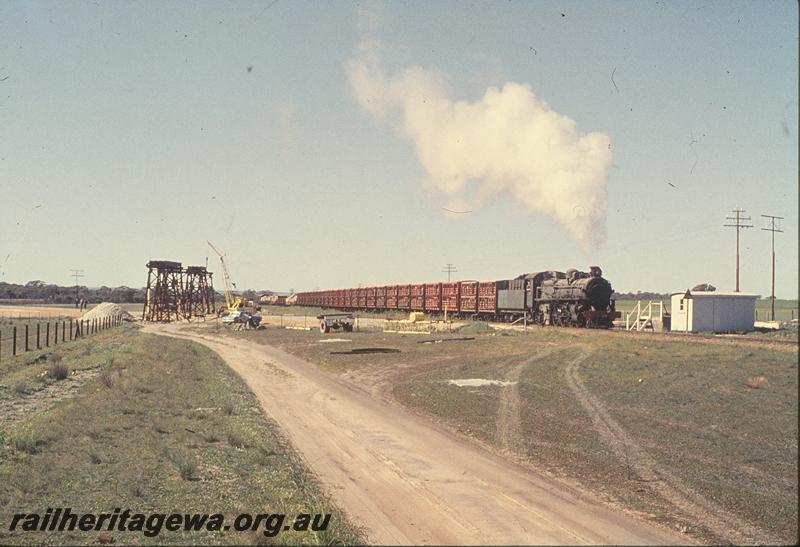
top-left (293, 266), bottom-right (620, 328)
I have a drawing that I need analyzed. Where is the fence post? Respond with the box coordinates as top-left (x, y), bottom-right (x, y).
top-left (69, 320), bottom-right (73, 340)
top-left (36, 323), bottom-right (41, 350)
top-left (62, 320), bottom-right (65, 343)
top-left (25, 324), bottom-right (29, 352)
top-left (46, 322), bottom-right (50, 347)
top-left (13, 326), bottom-right (17, 356)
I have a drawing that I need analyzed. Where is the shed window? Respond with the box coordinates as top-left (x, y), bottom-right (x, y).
top-left (679, 299), bottom-right (684, 311)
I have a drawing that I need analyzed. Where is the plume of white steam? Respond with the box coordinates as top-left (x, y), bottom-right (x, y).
top-left (346, 40), bottom-right (612, 247)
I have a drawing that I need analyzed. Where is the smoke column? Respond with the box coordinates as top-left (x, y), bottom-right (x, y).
top-left (346, 40), bottom-right (612, 248)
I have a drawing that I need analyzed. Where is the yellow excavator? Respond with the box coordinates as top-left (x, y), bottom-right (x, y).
top-left (207, 241), bottom-right (261, 328)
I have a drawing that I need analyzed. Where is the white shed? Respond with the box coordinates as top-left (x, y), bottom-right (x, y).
top-left (670, 290), bottom-right (758, 333)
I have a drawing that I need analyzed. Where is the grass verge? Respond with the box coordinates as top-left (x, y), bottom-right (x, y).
top-left (0, 325), bottom-right (364, 545)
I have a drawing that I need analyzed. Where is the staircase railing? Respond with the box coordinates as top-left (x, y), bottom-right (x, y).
top-left (625, 301), bottom-right (664, 331)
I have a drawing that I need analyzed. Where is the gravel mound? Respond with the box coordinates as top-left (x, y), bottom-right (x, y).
top-left (82, 302), bottom-right (135, 322)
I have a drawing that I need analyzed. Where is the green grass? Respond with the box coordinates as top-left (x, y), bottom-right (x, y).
top-left (580, 335), bottom-right (797, 542)
top-left (0, 325), bottom-right (364, 545)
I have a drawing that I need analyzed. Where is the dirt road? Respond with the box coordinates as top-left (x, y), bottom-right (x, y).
top-left (146, 323), bottom-right (687, 545)
top-left (0, 305), bottom-right (84, 318)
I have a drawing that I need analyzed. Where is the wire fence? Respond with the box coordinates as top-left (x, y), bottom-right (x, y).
top-left (0, 314), bottom-right (125, 363)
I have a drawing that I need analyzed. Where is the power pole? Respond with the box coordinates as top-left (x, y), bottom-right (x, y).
top-left (442, 263), bottom-right (457, 282)
top-left (761, 214), bottom-right (783, 321)
top-left (723, 209), bottom-right (752, 292)
top-left (69, 269), bottom-right (84, 307)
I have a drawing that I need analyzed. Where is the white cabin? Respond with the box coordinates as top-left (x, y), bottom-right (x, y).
top-left (670, 290), bottom-right (758, 333)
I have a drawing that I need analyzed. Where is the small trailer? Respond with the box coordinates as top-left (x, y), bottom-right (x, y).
top-left (317, 313), bottom-right (354, 333)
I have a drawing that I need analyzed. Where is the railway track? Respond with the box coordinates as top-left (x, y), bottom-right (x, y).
top-left (486, 320), bottom-right (798, 348)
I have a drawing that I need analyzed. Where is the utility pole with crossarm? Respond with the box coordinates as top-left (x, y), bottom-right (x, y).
top-left (442, 263), bottom-right (457, 282)
top-left (723, 209), bottom-right (752, 292)
top-left (761, 214), bottom-right (783, 321)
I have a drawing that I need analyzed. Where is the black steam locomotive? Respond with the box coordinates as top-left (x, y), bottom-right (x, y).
top-left (491, 266), bottom-right (618, 327)
top-left (528, 266), bottom-right (618, 327)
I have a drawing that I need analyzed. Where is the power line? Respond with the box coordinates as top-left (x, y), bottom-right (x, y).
top-left (761, 214), bottom-right (783, 321)
top-left (723, 209), bottom-right (752, 292)
top-left (69, 269), bottom-right (84, 303)
top-left (442, 263), bottom-right (457, 282)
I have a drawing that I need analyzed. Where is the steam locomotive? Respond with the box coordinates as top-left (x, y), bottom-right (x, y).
top-left (293, 266), bottom-right (620, 328)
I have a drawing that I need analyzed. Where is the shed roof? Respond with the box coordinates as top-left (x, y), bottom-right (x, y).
top-left (670, 291), bottom-right (759, 298)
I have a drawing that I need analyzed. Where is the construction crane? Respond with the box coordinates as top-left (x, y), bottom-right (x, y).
top-left (207, 240), bottom-right (237, 311)
top-left (207, 241), bottom-right (262, 328)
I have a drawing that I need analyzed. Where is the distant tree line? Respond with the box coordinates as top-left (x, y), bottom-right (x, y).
top-left (612, 291), bottom-right (671, 301)
top-left (0, 280), bottom-right (229, 305)
top-left (0, 281), bottom-right (146, 304)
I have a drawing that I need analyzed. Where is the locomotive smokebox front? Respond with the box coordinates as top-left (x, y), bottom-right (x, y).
top-left (585, 276), bottom-right (613, 310)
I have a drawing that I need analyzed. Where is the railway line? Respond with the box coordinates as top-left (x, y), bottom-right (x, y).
top-left (294, 266), bottom-right (620, 328)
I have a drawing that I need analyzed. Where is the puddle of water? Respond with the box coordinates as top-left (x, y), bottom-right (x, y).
top-left (447, 378), bottom-right (517, 387)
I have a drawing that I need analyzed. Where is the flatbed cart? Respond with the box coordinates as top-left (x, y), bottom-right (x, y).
top-left (317, 313), bottom-right (354, 333)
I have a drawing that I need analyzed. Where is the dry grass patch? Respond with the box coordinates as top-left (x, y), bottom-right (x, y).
top-left (0, 327), bottom-right (365, 546)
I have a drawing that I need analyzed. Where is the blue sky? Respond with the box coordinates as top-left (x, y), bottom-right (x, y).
top-left (1, 0), bottom-right (797, 298)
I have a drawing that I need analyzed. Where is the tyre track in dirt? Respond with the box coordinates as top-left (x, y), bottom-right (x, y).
top-left (496, 349), bottom-right (554, 455)
top-left (146, 324), bottom-right (689, 545)
top-left (565, 349), bottom-right (780, 545)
